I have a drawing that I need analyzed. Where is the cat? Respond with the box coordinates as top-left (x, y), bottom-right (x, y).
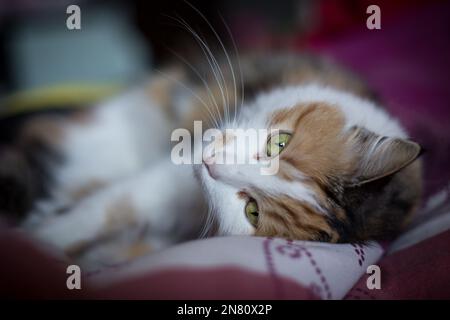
top-left (0, 53), bottom-right (422, 265)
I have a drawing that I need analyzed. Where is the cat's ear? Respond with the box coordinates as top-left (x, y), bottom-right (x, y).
top-left (348, 127), bottom-right (422, 186)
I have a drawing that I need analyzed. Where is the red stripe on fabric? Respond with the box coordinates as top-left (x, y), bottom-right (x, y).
top-left (94, 267), bottom-right (320, 300)
top-left (345, 230), bottom-right (450, 299)
top-left (0, 229), bottom-right (93, 299)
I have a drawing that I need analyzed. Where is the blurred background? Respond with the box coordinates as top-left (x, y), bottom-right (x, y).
top-left (0, 0), bottom-right (444, 94)
top-left (0, 0), bottom-right (449, 205)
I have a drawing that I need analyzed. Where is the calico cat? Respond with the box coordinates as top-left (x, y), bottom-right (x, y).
top-left (0, 53), bottom-right (422, 265)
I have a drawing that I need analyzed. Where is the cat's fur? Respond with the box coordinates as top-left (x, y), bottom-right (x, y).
top-left (0, 53), bottom-right (422, 265)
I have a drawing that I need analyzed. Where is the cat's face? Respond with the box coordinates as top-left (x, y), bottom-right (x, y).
top-left (196, 84), bottom-right (421, 242)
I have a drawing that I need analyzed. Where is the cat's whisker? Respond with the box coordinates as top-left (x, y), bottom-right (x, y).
top-left (200, 205), bottom-right (217, 238)
top-left (193, 34), bottom-right (230, 125)
top-left (170, 15), bottom-right (227, 126)
top-left (184, 1), bottom-right (237, 124)
top-left (154, 69), bottom-right (220, 128)
top-left (219, 14), bottom-right (244, 125)
top-left (166, 47), bottom-right (223, 127)
top-left (162, 16), bottom-right (227, 124)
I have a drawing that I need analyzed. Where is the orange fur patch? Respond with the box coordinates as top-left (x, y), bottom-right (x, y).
top-left (104, 195), bottom-right (137, 234)
top-left (270, 102), bottom-right (351, 186)
top-left (254, 195), bottom-right (339, 242)
top-left (123, 242), bottom-right (153, 260)
top-left (70, 180), bottom-right (105, 201)
top-left (247, 102), bottom-right (354, 242)
top-left (146, 72), bottom-right (179, 113)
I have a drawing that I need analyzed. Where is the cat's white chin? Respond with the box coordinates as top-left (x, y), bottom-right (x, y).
top-left (202, 161), bottom-right (218, 180)
top-left (195, 163), bottom-right (256, 236)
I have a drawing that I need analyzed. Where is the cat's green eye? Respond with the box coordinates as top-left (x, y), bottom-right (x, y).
top-left (245, 200), bottom-right (259, 227)
top-left (266, 132), bottom-right (292, 157)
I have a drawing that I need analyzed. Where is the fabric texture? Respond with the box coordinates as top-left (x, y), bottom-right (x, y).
top-left (345, 230), bottom-right (450, 300)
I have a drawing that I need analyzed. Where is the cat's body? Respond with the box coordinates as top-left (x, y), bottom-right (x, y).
top-left (0, 53), bottom-right (422, 266)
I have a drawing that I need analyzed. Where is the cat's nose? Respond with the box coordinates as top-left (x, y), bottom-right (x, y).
top-left (202, 159), bottom-right (217, 179)
top-left (202, 154), bottom-right (216, 165)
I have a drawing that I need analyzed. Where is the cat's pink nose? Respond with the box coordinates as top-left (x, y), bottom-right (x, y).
top-left (202, 158), bottom-right (217, 179)
top-left (202, 154), bottom-right (216, 165)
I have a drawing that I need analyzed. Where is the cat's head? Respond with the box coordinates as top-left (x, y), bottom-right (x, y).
top-left (196, 84), bottom-right (421, 242)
